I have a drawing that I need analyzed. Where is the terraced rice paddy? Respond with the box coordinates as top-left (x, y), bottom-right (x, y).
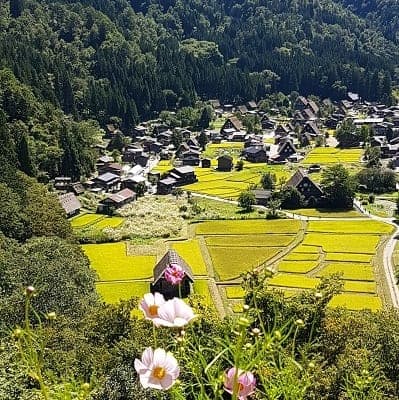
top-left (71, 213), bottom-right (125, 232)
top-left (171, 239), bottom-right (208, 275)
top-left (302, 148), bottom-right (363, 165)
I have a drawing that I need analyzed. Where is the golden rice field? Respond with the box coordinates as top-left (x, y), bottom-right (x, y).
top-left (96, 281), bottom-right (149, 303)
top-left (302, 147), bottom-right (363, 165)
top-left (205, 234), bottom-right (294, 248)
top-left (208, 246), bottom-right (282, 281)
top-left (195, 219), bottom-right (301, 235)
top-left (71, 214), bottom-right (125, 231)
top-left (170, 239), bottom-right (208, 275)
top-left (82, 242), bottom-right (155, 281)
top-left (329, 294), bottom-right (382, 311)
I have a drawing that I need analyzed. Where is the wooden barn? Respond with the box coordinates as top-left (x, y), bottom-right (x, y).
top-left (151, 250), bottom-right (194, 299)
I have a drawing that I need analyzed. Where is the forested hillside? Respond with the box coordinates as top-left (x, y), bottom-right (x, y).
top-left (0, 0), bottom-right (398, 136)
top-left (336, 0), bottom-right (399, 43)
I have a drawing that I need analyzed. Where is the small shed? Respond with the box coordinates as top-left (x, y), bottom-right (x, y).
top-left (201, 158), bottom-right (211, 168)
top-left (151, 250), bottom-right (194, 299)
top-left (217, 154), bottom-right (233, 171)
top-left (251, 189), bottom-right (272, 206)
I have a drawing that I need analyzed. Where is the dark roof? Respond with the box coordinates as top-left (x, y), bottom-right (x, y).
top-left (159, 177), bottom-right (177, 186)
top-left (59, 193), bottom-right (81, 215)
top-left (278, 140), bottom-right (296, 154)
top-left (96, 172), bottom-right (120, 183)
top-left (174, 166), bottom-right (195, 175)
top-left (71, 182), bottom-right (85, 195)
top-left (285, 169), bottom-right (307, 187)
top-left (218, 154), bottom-right (233, 161)
top-left (106, 188), bottom-right (136, 204)
top-left (243, 146), bottom-right (265, 155)
top-left (285, 169), bottom-right (323, 194)
top-left (153, 250), bottom-right (194, 284)
top-left (226, 117), bottom-right (243, 131)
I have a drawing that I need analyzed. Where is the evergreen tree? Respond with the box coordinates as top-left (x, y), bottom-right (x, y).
top-left (17, 134), bottom-right (35, 177)
top-left (10, 0), bottom-right (24, 18)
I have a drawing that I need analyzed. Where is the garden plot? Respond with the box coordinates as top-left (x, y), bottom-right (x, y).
top-left (82, 242), bottom-right (155, 281)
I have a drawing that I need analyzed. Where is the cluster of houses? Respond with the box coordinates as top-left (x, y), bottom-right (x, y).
top-left (56, 92), bottom-right (399, 218)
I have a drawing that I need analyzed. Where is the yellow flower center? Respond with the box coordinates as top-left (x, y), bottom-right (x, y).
top-left (148, 304), bottom-right (159, 317)
top-left (152, 366), bottom-right (166, 379)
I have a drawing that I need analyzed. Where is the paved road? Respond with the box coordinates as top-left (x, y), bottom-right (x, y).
top-left (191, 193), bottom-right (399, 308)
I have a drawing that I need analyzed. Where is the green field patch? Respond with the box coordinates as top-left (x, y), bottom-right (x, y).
top-left (343, 281), bottom-right (376, 294)
top-left (96, 281), bottom-right (149, 303)
top-left (93, 217), bottom-right (125, 230)
top-left (209, 246), bottom-right (281, 281)
top-left (196, 219), bottom-right (301, 235)
top-left (293, 208), bottom-right (362, 218)
top-left (283, 253), bottom-right (319, 261)
top-left (171, 239), bottom-right (208, 275)
top-left (302, 233), bottom-right (380, 254)
top-left (329, 294), bottom-right (382, 311)
top-left (268, 274), bottom-right (320, 289)
top-left (71, 214), bottom-right (104, 228)
top-left (325, 253), bottom-right (373, 263)
top-left (225, 286), bottom-right (245, 299)
top-left (307, 220), bottom-right (393, 234)
top-left (205, 234), bottom-right (294, 248)
top-left (278, 261), bottom-right (319, 274)
top-left (292, 245), bottom-right (320, 253)
top-left (193, 280), bottom-right (213, 306)
top-left (302, 148), bottom-right (362, 165)
top-left (82, 242), bottom-right (155, 281)
top-left (318, 263), bottom-right (374, 281)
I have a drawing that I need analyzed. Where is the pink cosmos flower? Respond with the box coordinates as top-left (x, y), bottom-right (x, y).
top-left (153, 297), bottom-right (196, 328)
top-left (164, 263), bottom-right (185, 285)
top-left (224, 367), bottom-right (256, 400)
top-left (139, 292), bottom-right (166, 321)
top-left (134, 347), bottom-right (180, 390)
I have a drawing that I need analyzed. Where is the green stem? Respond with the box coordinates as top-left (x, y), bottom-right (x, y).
top-left (153, 323), bottom-right (158, 348)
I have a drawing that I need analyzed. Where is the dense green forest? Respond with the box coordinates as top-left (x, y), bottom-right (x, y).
top-left (336, 0), bottom-right (399, 43)
top-left (0, 0), bottom-right (398, 135)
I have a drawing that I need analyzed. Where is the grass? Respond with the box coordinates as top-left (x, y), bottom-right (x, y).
top-left (96, 281), bottom-right (149, 303)
top-left (325, 253), bottom-right (373, 263)
top-left (171, 239), bottom-right (208, 275)
top-left (225, 286), bottom-right (245, 299)
top-left (192, 197), bottom-right (265, 220)
top-left (318, 263), bottom-right (375, 281)
top-left (196, 219), bottom-right (301, 235)
top-left (302, 148), bottom-right (363, 165)
top-left (208, 246), bottom-right (282, 281)
top-left (307, 220), bottom-right (393, 234)
top-left (329, 294), bottom-right (382, 311)
top-left (292, 208), bottom-right (362, 218)
top-left (82, 242), bottom-right (155, 281)
top-left (268, 274), bottom-right (320, 289)
top-left (302, 233), bottom-right (381, 254)
top-left (205, 234), bottom-right (294, 248)
top-left (277, 261), bottom-right (319, 274)
top-left (71, 214), bottom-right (104, 228)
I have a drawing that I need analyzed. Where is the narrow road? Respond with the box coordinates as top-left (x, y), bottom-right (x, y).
top-left (190, 192), bottom-right (399, 308)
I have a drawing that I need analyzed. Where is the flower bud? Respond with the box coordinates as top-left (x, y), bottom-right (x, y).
top-left (13, 328), bottom-right (22, 338)
top-left (315, 292), bottom-right (323, 299)
top-left (308, 362), bottom-right (315, 369)
top-left (25, 286), bottom-right (35, 296)
top-left (274, 330), bottom-right (282, 340)
top-left (251, 327), bottom-right (261, 337)
top-left (238, 317), bottom-right (250, 327)
top-left (295, 319), bottom-right (305, 327)
top-left (46, 312), bottom-right (56, 320)
top-left (81, 383), bottom-right (90, 391)
top-left (243, 304), bottom-right (250, 311)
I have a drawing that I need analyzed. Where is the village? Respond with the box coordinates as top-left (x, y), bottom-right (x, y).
top-left (56, 93), bottom-right (399, 218)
